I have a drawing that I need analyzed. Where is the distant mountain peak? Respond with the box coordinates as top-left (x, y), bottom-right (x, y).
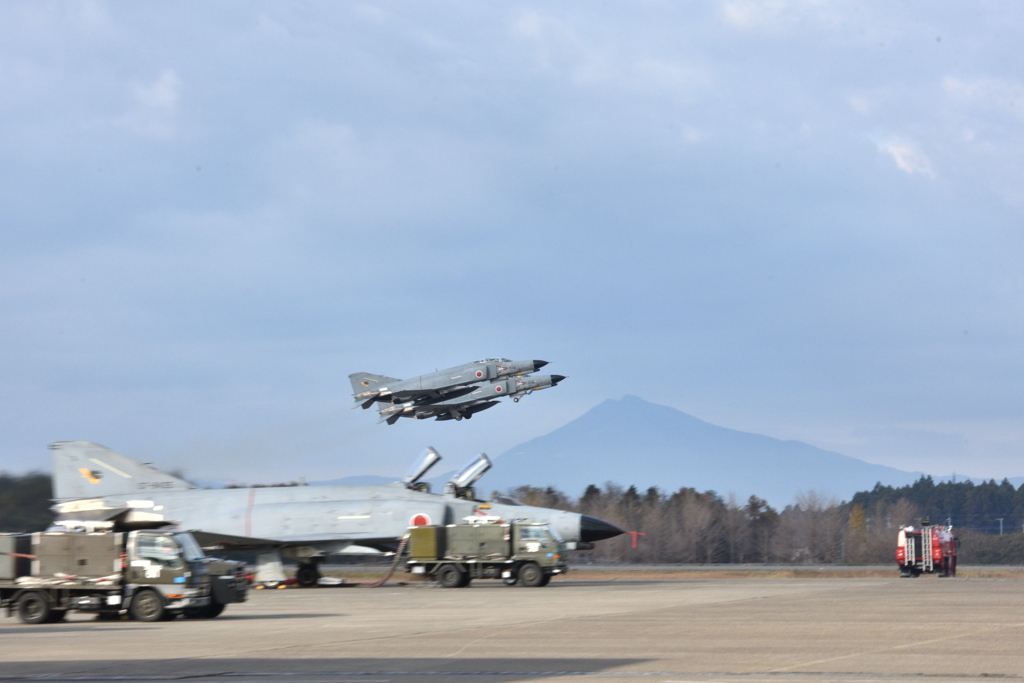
top-left (488, 395), bottom-right (924, 506)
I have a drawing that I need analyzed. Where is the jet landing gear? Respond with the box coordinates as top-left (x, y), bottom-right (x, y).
top-left (295, 561), bottom-right (323, 588)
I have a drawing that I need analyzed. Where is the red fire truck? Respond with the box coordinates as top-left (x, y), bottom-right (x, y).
top-left (896, 520), bottom-right (958, 577)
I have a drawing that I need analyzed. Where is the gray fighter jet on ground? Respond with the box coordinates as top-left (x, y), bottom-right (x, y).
top-left (350, 359), bottom-right (564, 424)
top-left (49, 441), bottom-right (623, 587)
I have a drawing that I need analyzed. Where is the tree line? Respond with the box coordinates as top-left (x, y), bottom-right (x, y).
top-left (2, 471), bottom-right (1022, 564)
top-left (504, 477), bottom-right (1024, 565)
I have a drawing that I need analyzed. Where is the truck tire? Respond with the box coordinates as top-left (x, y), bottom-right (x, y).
top-left (17, 592), bottom-right (52, 625)
top-left (437, 564), bottom-right (464, 588)
top-left (129, 589), bottom-right (166, 622)
top-left (518, 562), bottom-right (544, 587)
top-left (537, 573), bottom-right (551, 587)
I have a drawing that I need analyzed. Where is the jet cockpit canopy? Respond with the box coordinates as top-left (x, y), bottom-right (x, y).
top-left (403, 447), bottom-right (441, 491)
top-left (445, 453), bottom-right (492, 500)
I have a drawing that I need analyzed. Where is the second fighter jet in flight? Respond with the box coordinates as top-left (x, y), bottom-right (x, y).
top-left (349, 358), bottom-right (564, 424)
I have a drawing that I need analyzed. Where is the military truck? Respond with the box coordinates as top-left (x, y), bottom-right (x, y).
top-left (405, 521), bottom-right (567, 587)
top-left (0, 529), bottom-right (246, 624)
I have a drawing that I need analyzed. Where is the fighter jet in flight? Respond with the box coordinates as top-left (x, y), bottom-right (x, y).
top-left (48, 441), bottom-right (622, 588)
top-left (350, 359), bottom-right (564, 424)
top-left (377, 374), bottom-right (566, 424)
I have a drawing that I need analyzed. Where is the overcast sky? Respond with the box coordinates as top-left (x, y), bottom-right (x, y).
top-left (2, 1), bottom-right (1023, 486)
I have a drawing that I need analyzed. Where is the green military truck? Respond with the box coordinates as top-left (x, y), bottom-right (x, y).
top-left (0, 529), bottom-right (246, 624)
top-left (405, 521), bottom-right (567, 587)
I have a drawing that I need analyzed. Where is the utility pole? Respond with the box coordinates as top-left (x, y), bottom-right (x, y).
top-left (996, 518), bottom-right (1004, 536)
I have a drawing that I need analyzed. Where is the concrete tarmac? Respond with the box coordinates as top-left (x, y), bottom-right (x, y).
top-left (1, 577), bottom-right (1022, 682)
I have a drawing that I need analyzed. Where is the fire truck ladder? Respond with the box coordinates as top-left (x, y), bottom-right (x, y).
top-left (921, 528), bottom-right (933, 572)
top-left (904, 534), bottom-right (915, 566)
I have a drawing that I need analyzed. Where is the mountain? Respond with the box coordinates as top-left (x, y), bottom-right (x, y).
top-left (485, 395), bottom-right (927, 506)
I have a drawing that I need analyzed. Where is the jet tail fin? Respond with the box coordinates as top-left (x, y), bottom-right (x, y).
top-left (50, 441), bottom-right (196, 502)
top-left (348, 372), bottom-right (402, 397)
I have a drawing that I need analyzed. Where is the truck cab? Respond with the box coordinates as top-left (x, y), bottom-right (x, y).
top-left (1, 527), bottom-right (246, 624)
top-left (126, 530), bottom-right (246, 619)
top-left (121, 530), bottom-right (211, 620)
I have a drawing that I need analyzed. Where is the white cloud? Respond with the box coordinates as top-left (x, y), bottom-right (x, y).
top-left (721, 0), bottom-right (838, 32)
top-left (117, 68), bottom-right (181, 141)
top-left (509, 10), bottom-right (710, 102)
top-left (944, 76), bottom-right (1024, 120)
top-left (848, 95), bottom-right (872, 115)
top-left (679, 123), bottom-right (705, 144)
top-left (878, 139), bottom-right (935, 178)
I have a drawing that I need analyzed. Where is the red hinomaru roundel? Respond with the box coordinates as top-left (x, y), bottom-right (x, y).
top-left (494, 385), bottom-right (503, 392)
top-left (475, 370), bottom-right (483, 378)
top-left (410, 513), bottom-right (431, 526)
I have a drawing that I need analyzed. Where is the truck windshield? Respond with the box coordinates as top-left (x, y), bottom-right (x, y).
top-left (173, 532), bottom-right (207, 562)
top-left (135, 533), bottom-right (185, 569)
top-left (546, 525), bottom-right (565, 543)
top-left (519, 526), bottom-right (550, 545)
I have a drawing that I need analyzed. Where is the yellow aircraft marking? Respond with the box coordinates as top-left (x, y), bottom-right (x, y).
top-left (79, 468), bottom-right (101, 484)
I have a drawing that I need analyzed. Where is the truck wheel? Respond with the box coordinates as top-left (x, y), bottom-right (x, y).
top-left (518, 562), bottom-right (544, 587)
top-left (437, 564), bottom-right (464, 588)
top-left (129, 589), bottom-right (166, 622)
top-left (17, 592), bottom-right (52, 625)
top-left (537, 574), bottom-right (551, 587)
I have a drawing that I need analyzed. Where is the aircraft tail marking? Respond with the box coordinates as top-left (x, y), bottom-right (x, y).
top-left (50, 441), bottom-right (196, 501)
top-left (348, 372), bottom-right (402, 395)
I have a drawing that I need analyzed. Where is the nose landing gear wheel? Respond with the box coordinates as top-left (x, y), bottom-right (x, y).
top-left (296, 563), bottom-right (322, 588)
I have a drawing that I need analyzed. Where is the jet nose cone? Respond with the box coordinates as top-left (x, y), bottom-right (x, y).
top-left (550, 375), bottom-right (566, 385)
top-left (580, 515), bottom-right (624, 542)
top-left (533, 360), bottom-right (549, 370)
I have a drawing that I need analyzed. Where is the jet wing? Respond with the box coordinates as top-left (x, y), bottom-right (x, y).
top-left (189, 530), bottom-right (402, 554)
top-left (188, 530), bottom-right (285, 550)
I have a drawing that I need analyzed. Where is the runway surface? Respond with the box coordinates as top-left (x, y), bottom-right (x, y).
top-left (1, 577), bottom-right (1022, 682)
